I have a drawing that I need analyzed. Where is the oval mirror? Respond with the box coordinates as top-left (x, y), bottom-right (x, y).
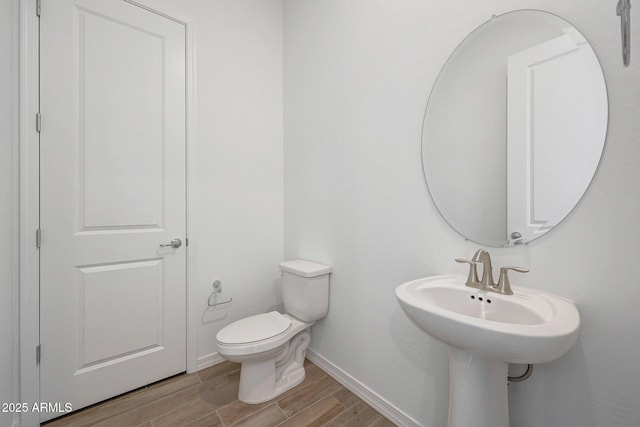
top-left (422, 10), bottom-right (608, 247)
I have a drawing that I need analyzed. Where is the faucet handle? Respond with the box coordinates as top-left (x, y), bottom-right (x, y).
top-left (496, 266), bottom-right (529, 295)
top-left (455, 258), bottom-right (479, 286)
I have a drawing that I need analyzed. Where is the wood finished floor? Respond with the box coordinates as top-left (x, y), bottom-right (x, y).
top-left (42, 359), bottom-right (396, 427)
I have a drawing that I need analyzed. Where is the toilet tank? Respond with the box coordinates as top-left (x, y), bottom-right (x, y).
top-left (279, 260), bottom-right (331, 322)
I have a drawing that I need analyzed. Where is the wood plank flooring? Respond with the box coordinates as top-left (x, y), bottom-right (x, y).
top-left (43, 359), bottom-right (396, 427)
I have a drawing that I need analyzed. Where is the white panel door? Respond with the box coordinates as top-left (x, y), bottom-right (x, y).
top-left (40, 0), bottom-right (186, 420)
top-left (506, 28), bottom-right (607, 244)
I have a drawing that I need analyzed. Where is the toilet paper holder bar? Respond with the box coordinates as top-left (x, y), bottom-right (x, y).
top-left (208, 279), bottom-right (233, 307)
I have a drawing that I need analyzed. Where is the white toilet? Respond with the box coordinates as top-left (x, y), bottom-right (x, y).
top-left (215, 259), bottom-right (331, 404)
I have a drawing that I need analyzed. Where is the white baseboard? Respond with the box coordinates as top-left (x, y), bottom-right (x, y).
top-left (306, 348), bottom-right (420, 427)
top-left (196, 352), bottom-right (226, 371)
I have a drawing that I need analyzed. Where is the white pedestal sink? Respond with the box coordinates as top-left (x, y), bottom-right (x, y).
top-left (396, 275), bottom-right (580, 427)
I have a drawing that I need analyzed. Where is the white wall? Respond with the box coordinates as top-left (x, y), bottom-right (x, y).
top-left (0, 0), bottom-right (18, 425)
top-left (284, 1), bottom-right (640, 426)
top-left (133, 0), bottom-right (284, 362)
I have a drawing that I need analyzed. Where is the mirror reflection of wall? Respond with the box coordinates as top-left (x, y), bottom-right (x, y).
top-left (422, 10), bottom-right (608, 247)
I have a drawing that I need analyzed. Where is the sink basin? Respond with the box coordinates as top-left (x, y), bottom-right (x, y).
top-left (395, 275), bottom-right (580, 364)
top-left (396, 275), bottom-right (580, 427)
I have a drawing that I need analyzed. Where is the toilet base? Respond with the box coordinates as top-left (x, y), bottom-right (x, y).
top-left (238, 329), bottom-right (311, 404)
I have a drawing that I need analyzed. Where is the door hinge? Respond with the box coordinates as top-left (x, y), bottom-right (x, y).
top-left (36, 0), bottom-right (41, 17)
top-left (36, 228), bottom-right (41, 249)
top-left (36, 113), bottom-right (41, 133)
top-left (36, 345), bottom-right (41, 365)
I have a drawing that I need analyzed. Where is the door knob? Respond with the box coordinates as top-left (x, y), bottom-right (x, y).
top-left (160, 238), bottom-right (182, 249)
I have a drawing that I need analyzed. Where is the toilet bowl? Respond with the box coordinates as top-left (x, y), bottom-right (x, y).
top-left (215, 260), bottom-right (331, 404)
top-left (217, 311), bottom-right (312, 403)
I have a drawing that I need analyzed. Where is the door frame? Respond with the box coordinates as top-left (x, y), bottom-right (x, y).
top-left (19, 1), bottom-right (198, 425)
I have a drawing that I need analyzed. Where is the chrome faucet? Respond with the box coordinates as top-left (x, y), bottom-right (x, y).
top-left (455, 249), bottom-right (529, 295)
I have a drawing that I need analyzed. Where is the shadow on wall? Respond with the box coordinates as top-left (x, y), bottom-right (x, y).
top-left (508, 337), bottom-right (596, 427)
top-left (389, 308), bottom-right (449, 425)
top-left (202, 277), bottom-right (284, 325)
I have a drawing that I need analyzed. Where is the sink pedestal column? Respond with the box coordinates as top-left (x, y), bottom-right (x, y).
top-left (448, 348), bottom-right (509, 427)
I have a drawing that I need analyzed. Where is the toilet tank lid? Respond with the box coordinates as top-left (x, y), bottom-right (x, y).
top-left (279, 259), bottom-right (332, 278)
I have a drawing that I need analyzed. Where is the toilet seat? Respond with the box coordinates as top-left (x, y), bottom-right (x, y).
top-left (217, 311), bottom-right (292, 344)
top-left (216, 312), bottom-right (309, 358)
